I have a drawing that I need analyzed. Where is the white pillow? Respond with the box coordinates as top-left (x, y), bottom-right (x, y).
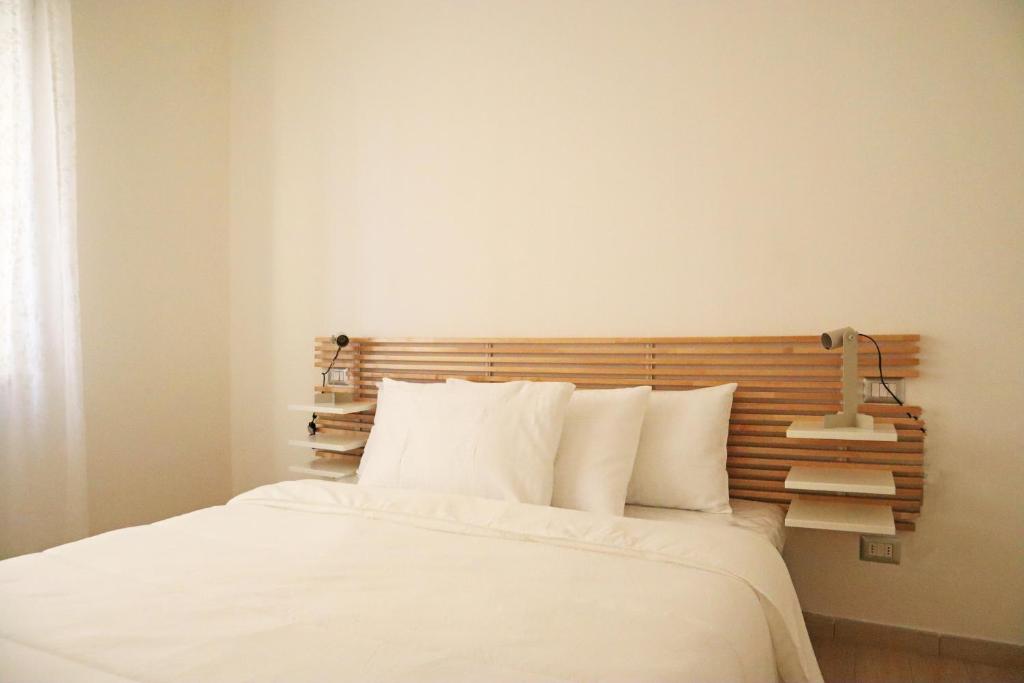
top-left (551, 387), bottom-right (653, 515)
top-left (626, 383), bottom-right (737, 513)
top-left (358, 378), bottom-right (574, 504)
top-left (449, 381), bottom-right (652, 515)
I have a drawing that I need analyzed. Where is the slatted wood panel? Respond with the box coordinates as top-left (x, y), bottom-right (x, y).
top-left (309, 335), bottom-right (925, 531)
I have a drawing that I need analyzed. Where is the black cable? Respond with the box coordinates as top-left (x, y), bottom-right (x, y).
top-left (314, 335), bottom-right (350, 435)
top-left (858, 333), bottom-right (925, 434)
top-left (320, 343), bottom-right (343, 388)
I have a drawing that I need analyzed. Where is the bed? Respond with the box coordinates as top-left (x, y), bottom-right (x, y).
top-left (624, 498), bottom-right (787, 553)
top-left (0, 480), bottom-right (817, 682)
top-left (2, 336), bottom-right (840, 682)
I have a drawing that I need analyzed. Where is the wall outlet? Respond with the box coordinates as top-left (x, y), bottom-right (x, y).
top-left (860, 535), bottom-right (901, 564)
top-left (862, 377), bottom-right (905, 404)
top-left (326, 368), bottom-right (349, 386)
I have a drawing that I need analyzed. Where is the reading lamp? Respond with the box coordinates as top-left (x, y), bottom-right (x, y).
top-left (320, 333), bottom-right (350, 389)
top-left (786, 326), bottom-right (897, 442)
top-left (308, 334), bottom-right (351, 435)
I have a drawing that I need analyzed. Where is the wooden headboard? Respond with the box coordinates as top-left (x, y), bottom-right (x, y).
top-left (310, 335), bottom-right (925, 531)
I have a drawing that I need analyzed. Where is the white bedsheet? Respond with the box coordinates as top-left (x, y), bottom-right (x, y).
top-left (0, 481), bottom-right (821, 683)
top-left (625, 499), bottom-right (787, 552)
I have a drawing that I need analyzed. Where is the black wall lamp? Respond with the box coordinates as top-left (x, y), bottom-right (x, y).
top-left (309, 333), bottom-right (350, 436)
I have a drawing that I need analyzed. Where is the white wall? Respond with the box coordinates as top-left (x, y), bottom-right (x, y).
top-left (74, 0), bottom-right (232, 535)
top-left (228, 1), bottom-right (1024, 645)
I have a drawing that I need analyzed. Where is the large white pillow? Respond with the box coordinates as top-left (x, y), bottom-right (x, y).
top-left (358, 378), bottom-right (574, 504)
top-left (449, 381), bottom-right (652, 515)
top-left (626, 383), bottom-right (737, 513)
top-left (551, 387), bottom-right (653, 515)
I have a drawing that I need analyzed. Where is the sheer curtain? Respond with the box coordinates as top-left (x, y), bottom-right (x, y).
top-left (0, 0), bottom-right (87, 558)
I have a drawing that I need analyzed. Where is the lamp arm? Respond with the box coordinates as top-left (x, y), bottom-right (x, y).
top-left (821, 326), bottom-right (865, 429)
top-left (320, 333), bottom-right (350, 389)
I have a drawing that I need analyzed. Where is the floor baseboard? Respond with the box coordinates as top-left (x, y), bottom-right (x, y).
top-left (803, 612), bottom-right (1024, 669)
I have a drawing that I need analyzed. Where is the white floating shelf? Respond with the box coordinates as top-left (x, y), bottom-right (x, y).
top-left (786, 419), bottom-right (897, 442)
top-left (785, 466), bottom-right (896, 496)
top-left (288, 458), bottom-right (359, 481)
top-left (288, 401), bottom-right (376, 416)
top-left (288, 431), bottom-right (369, 453)
top-left (785, 498), bottom-right (895, 535)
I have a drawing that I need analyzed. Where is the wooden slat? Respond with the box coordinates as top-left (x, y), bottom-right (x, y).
top-left (729, 423), bottom-right (924, 440)
top-left (318, 347), bottom-right (920, 360)
top-left (727, 467), bottom-right (923, 487)
top-left (733, 413), bottom-right (925, 430)
top-left (727, 445), bottom-right (922, 464)
top-left (337, 381), bottom-right (844, 400)
top-left (797, 493), bottom-right (921, 513)
top-left (321, 352), bottom-right (919, 367)
top-left (728, 477), bottom-right (921, 500)
top-left (351, 361), bottom-right (918, 379)
top-left (733, 402), bottom-right (922, 416)
top-left (323, 347), bottom-right (922, 356)
top-left (308, 334), bottom-right (926, 532)
top-left (729, 489), bottom-right (922, 513)
top-left (315, 337), bottom-right (917, 352)
top-left (728, 435), bottom-right (922, 453)
top-left (352, 374), bottom-right (847, 396)
top-left (316, 425), bottom-right (372, 436)
top-left (727, 456), bottom-right (924, 476)
top-left (318, 335), bottom-right (920, 344)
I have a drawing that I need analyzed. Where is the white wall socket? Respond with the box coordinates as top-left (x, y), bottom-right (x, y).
top-left (862, 377), bottom-right (905, 404)
top-left (860, 535), bottom-right (900, 564)
top-left (327, 368), bottom-right (349, 386)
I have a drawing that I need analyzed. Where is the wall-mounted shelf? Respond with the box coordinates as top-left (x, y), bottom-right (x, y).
top-left (785, 498), bottom-right (895, 535)
top-left (288, 401), bottom-right (375, 416)
top-left (288, 431), bottom-right (369, 453)
top-left (288, 458), bottom-right (358, 481)
top-left (785, 466), bottom-right (896, 496)
top-left (787, 418), bottom-right (897, 442)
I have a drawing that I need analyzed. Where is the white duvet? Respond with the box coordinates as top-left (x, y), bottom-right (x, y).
top-left (0, 481), bottom-right (822, 683)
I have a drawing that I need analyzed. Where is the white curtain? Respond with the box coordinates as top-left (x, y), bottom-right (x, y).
top-left (0, 0), bottom-right (87, 558)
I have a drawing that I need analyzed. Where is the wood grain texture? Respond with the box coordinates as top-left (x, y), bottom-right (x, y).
top-left (313, 335), bottom-right (926, 530)
top-left (808, 614), bottom-right (1024, 680)
top-left (811, 638), bottom-right (1023, 683)
top-left (942, 636), bottom-right (1024, 669)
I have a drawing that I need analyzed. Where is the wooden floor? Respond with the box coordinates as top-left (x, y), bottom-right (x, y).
top-left (811, 637), bottom-right (1024, 683)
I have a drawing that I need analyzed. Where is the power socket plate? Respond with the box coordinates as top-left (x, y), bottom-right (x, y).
top-left (860, 535), bottom-right (900, 564)
top-left (326, 368), bottom-right (349, 386)
top-left (862, 377), bottom-right (906, 404)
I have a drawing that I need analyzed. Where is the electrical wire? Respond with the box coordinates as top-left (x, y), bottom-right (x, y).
top-left (311, 339), bottom-right (346, 436)
top-left (321, 342), bottom-right (343, 388)
top-left (858, 333), bottom-right (926, 434)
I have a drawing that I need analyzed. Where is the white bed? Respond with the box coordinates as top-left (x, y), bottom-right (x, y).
top-left (0, 480), bottom-right (819, 683)
top-left (624, 498), bottom-right (788, 553)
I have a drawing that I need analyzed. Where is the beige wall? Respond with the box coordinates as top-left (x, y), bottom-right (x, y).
top-left (69, 0), bottom-right (1022, 646)
top-left (228, 1), bottom-right (1024, 645)
top-left (74, 0), bottom-right (232, 535)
